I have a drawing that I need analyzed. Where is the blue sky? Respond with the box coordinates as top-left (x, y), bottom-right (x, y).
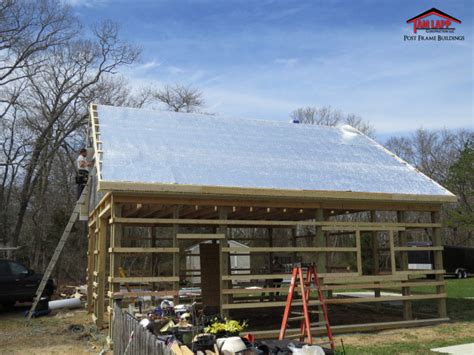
top-left (68, 0), bottom-right (472, 140)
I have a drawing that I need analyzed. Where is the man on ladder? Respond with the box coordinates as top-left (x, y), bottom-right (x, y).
top-left (76, 148), bottom-right (92, 199)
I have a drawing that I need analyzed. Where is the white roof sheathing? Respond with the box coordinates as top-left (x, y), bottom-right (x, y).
top-left (96, 105), bottom-right (454, 198)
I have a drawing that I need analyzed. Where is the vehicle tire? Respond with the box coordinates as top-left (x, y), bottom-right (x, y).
top-left (457, 270), bottom-right (463, 279)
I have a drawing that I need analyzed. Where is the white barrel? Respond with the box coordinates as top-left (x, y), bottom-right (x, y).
top-left (48, 298), bottom-right (82, 310)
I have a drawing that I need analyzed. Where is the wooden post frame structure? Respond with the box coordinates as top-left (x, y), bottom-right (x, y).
top-left (85, 104), bottom-right (457, 346)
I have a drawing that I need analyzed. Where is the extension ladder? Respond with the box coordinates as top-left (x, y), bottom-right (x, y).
top-left (26, 181), bottom-right (90, 322)
top-left (279, 263), bottom-right (335, 350)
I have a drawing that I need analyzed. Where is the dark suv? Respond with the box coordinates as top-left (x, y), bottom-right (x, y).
top-left (0, 260), bottom-right (55, 308)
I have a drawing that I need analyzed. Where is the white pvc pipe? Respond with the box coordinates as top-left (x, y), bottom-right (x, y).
top-left (48, 298), bottom-right (82, 310)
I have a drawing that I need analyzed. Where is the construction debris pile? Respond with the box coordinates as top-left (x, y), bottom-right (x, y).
top-left (126, 299), bottom-right (331, 355)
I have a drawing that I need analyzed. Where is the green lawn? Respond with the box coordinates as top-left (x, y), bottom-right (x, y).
top-left (334, 277), bottom-right (474, 354)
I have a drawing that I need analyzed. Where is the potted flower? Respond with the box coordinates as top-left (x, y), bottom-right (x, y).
top-left (204, 318), bottom-right (247, 338)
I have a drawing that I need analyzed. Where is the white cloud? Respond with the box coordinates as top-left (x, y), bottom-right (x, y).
top-left (140, 60), bottom-right (161, 70)
top-left (61, 0), bottom-right (109, 8)
top-left (166, 66), bottom-right (185, 75)
top-left (274, 57), bottom-right (299, 67)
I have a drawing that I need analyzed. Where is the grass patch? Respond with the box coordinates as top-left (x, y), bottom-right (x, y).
top-left (336, 277), bottom-right (474, 354)
top-left (340, 335), bottom-right (474, 355)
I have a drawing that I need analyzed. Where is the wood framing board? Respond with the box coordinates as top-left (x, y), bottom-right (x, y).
top-left (223, 294), bottom-right (445, 310)
top-left (221, 247), bottom-right (357, 253)
top-left (389, 230), bottom-right (396, 274)
top-left (222, 300), bottom-right (321, 310)
top-left (322, 226), bottom-right (405, 231)
top-left (110, 193), bottom-right (444, 212)
top-left (96, 216), bottom-right (107, 328)
top-left (249, 318), bottom-right (450, 339)
top-left (395, 246), bottom-right (444, 251)
top-left (109, 290), bottom-right (179, 299)
top-left (325, 293), bottom-right (446, 305)
top-left (108, 247), bottom-right (179, 253)
top-left (89, 104), bottom-right (103, 181)
top-left (222, 280), bottom-right (446, 294)
top-left (110, 217), bottom-right (442, 229)
top-left (99, 180), bottom-right (457, 203)
top-left (108, 276), bottom-right (179, 283)
top-left (323, 274), bottom-right (409, 284)
top-left (177, 233), bottom-right (225, 240)
top-left (355, 230), bottom-right (362, 275)
top-left (432, 210), bottom-right (447, 318)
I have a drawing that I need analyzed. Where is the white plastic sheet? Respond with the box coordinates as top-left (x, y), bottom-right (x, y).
top-left (96, 105), bottom-right (453, 197)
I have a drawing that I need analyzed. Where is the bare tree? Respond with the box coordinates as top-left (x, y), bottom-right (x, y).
top-left (153, 84), bottom-right (204, 112)
top-left (290, 106), bottom-right (375, 137)
top-left (385, 128), bottom-right (472, 182)
top-left (0, 0), bottom-right (76, 87)
top-left (5, 19), bottom-right (140, 249)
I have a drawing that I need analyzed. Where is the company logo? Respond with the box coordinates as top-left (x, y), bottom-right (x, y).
top-left (404, 8), bottom-right (464, 42)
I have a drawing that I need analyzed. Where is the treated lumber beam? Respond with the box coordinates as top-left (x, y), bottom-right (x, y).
top-left (110, 217), bottom-right (442, 228)
top-left (222, 287), bottom-right (288, 295)
top-left (99, 181), bottom-right (457, 203)
top-left (222, 300), bottom-right (321, 310)
top-left (432, 210), bottom-right (447, 318)
top-left (108, 276), bottom-right (179, 283)
top-left (249, 318), bottom-right (450, 339)
top-left (110, 193), bottom-right (443, 212)
top-left (356, 230), bottom-right (362, 275)
top-left (325, 293), bottom-right (446, 305)
top-left (221, 247), bottom-right (357, 253)
top-left (320, 280), bottom-right (446, 291)
top-left (323, 274), bottom-right (408, 284)
top-left (221, 272), bottom-right (358, 281)
top-left (108, 247), bottom-right (179, 253)
top-left (177, 233), bottom-right (225, 240)
top-left (395, 246), bottom-right (444, 251)
top-left (109, 290), bottom-right (179, 299)
top-left (322, 226), bottom-right (405, 231)
top-left (398, 270), bottom-right (445, 276)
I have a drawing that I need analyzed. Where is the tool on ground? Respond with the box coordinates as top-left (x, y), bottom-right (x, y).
top-left (26, 179), bottom-right (91, 323)
top-left (279, 263), bottom-right (335, 350)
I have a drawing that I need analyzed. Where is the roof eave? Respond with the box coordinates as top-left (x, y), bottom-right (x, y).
top-left (98, 180), bottom-right (458, 204)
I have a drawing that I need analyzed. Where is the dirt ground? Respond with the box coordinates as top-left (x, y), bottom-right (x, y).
top-left (0, 305), bottom-right (107, 354)
top-left (1, 304), bottom-right (473, 354)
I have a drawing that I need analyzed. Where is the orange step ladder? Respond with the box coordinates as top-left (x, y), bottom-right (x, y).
top-left (279, 263), bottom-right (335, 350)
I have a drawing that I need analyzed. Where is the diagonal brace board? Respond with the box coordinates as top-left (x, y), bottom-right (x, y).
top-left (26, 181), bottom-right (90, 322)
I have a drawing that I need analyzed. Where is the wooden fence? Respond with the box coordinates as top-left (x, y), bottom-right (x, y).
top-left (113, 304), bottom-right (172, 355)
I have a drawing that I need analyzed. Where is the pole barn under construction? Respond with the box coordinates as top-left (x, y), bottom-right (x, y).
top-left (85, 104), bottom-right (457, 346)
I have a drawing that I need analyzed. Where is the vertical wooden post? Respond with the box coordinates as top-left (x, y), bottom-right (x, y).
top-left (218, 207), bottom-right (229, 316)
top-left (96, 214), bottom-right (107, 328)
top-left (432, 210), bottom-right (447, 318)
top-left (315, 209), bottom-right (326, 273)
top-left (389, 230), bottom-right (396, 274)
top-left (172, 206), bottom-right (180, 305)
top-left (291, 227), bottom-right (297, 264)
top-left (371, 211), bottom-right (380, 298)
top-left (108, 201), bottom-right (122, 344)
top-left (268, 228), bottom-right (274, 273)
top-left (398, 211), bottom-right (412, 320)
top-left (151, 225), bottom-right (157, 290)
top-left (92, 212), bottom-right (99, 320)
top-left (315, 209), bottom-right (326, 321)
top-left (356, 230), bottom-right (362, 276)
top-left (86, 216), bottom-right (95, 314)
